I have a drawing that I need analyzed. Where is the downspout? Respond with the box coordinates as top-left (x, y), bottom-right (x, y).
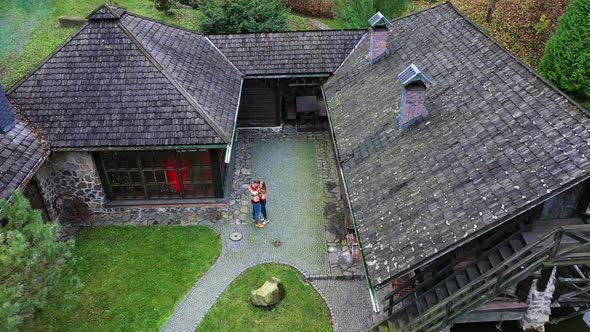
top-left (225, 78), bottom-right (244, 164)
top-left (321, 85), bottom-right (380, 312)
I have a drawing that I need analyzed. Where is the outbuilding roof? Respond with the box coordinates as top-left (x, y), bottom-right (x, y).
top-left (324, 3), bottom-right (590, 286)
top-left (208, 30), bottom-right (365, 76)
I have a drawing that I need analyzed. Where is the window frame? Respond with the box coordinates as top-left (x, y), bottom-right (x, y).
top-left (94, 149), bottom-right (225, 202)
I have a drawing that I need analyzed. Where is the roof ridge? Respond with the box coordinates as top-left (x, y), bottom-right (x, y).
top-left (332, 32), bottom-right (368, 76)
top-left (445, 1), bottom-right (590, 116)
top-left (115, 21), bottom-right (231, 143)
top-left (205, 36), bottom-right (244, 76)
top-left (87, 4), bottom-right (121, 20)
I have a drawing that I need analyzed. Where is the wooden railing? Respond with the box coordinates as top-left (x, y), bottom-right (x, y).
top-left (382, 228), bottom-right (528, 315)
top-left (370, 224), bottom-right (590, 332)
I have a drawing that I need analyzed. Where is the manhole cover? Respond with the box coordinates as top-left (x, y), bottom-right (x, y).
top-left (230, 232), bottom-right (243, 241)
top-left (273, 240), bottom-right (283, 248)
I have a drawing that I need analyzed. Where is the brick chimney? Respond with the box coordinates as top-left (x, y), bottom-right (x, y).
top-left (0, 84), bottom-right (16, 134)
top-left (368, 12), bottom-right (392, 65)
top-left (398, 64), bottom-right (432, 129)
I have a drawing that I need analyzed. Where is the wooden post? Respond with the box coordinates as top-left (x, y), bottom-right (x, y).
top-left (548, 230), bottom-right (563, 263)
top-left (211, 150), bottom-right (224, 198)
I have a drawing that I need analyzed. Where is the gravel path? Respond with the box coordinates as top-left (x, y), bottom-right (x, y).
top-left (163, 136), bottom-right (372, 332)
top-left (311, 279), bottom-right (375, 332)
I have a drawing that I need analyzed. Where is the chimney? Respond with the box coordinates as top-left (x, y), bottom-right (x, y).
top-left (368, 12), bottom-right (392, 65)
top-left (0, 84), bottom-right (16, 134)
top-left (398, 64), bottom-right (432, 129)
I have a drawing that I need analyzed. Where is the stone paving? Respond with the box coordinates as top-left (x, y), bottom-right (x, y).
top-left (163, 128), bottom-right (372, 332)
top-left (311, 279), bottom-right (375, 332)
top-left (230, 128), bottom-right (363, 278)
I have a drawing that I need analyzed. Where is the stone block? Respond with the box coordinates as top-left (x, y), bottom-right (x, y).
top-left (338, 251), bottom-right (353, 267)
top-left (251, 277), bottom-right (285, 307)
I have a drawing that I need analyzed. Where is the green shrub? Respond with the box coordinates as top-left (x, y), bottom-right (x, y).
top-left (332, 0), bottom-right (411, 28)
top-left (198, 0), bottom-right (289, 33)
top-left (533, 14), bottom-right (551, 36)
top-left (374, 0), bottom-right (412, 20)
top-left (154, 0), bottom-right (175, 12)
top-left (332, 0), bottom-right (375, 28)
top-left (0, 193), bottom-right (77, 330)
top-left (539, 0), bottom-right (590, 100)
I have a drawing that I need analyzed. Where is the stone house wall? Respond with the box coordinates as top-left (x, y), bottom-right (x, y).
top-left (35, 151), bottom-right (227, 225)
top-left (34, 162), bottom-right (59, 220)
top-left (35, 151), bottom-right (105, 220)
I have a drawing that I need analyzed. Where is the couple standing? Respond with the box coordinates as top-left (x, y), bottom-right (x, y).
top-left (249, 180), bottom-right (269, 228)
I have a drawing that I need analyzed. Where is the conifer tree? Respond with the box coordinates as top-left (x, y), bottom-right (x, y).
top-left (0, 193), bottom-right (77, 329)
top-left (540, 0), bottom-right (590, 101)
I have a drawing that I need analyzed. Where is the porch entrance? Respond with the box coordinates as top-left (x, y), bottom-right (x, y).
top-left (237, 77), bottom-right (329, 131)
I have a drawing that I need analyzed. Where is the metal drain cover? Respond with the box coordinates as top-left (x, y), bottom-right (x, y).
top-left (230, 232), bottom-right (243, 241)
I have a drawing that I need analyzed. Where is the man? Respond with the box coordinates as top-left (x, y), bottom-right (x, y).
top-left (250, 181), bottom-right (263, 228)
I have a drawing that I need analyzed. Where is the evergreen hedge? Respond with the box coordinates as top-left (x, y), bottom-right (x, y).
top-left (198, 0), bottom-right (289, 34)
top-left (539, 0), bottom-right (590, 100)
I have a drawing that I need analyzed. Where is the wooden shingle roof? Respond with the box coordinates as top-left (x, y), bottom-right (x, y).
top-left (208, 30), bottom-right (366, 76)
top-left (121, 13), bottom-right (242, 136)
top-left (324, 3), bottom-right (590, 286)
top-left (9, 5), bottom-right (241, 148)
top-left (0, 120), bottom-right (48, 199)
top-left (0, 85), bottom-right (48, 199)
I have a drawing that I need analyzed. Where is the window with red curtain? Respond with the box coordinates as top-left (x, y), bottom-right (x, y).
top-left (96, 150), bottom-right (223, 200)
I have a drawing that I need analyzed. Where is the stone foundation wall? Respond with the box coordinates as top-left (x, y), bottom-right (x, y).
top-left (33, 151), bottom-right (106, 221)
top-left (35, 151), bottom-right (228, 226)
top-left (34, 162), bottom-right (59, 220)
top-left (90, 205), bottom-right (227, 226)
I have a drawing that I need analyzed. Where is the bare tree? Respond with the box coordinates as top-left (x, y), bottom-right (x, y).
top-left (486, 0), bottom-right (501, 22)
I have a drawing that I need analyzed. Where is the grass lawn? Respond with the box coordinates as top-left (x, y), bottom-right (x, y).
top-left (27, 226), bottom-right (221, 331)
top-left (316, 17), bottom-right (347, 30)
top-left (200, 264), bottom-right (332, 332)
top-left (288, 14), bottom-right (312, 30)
top-left (0, 0), bottom-right (201, 89)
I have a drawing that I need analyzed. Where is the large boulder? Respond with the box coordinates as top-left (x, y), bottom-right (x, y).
top-left (250, 277), bottom-right (285, 307)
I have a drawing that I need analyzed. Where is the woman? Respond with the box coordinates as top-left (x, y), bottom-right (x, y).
top-left (250, 181), bottom-right (263, 228)
top-left (258, 180), bottom-right (269, 225)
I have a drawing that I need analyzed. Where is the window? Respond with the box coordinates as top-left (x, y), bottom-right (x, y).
top-left (95, 150), bottom-right (224, 201)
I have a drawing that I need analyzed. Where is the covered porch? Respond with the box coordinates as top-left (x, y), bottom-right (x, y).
top-left (236, 77), bottom-right (330, 131)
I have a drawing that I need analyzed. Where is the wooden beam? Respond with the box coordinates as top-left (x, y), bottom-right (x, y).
top-left (453, 311), bottom-right (524, 323)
